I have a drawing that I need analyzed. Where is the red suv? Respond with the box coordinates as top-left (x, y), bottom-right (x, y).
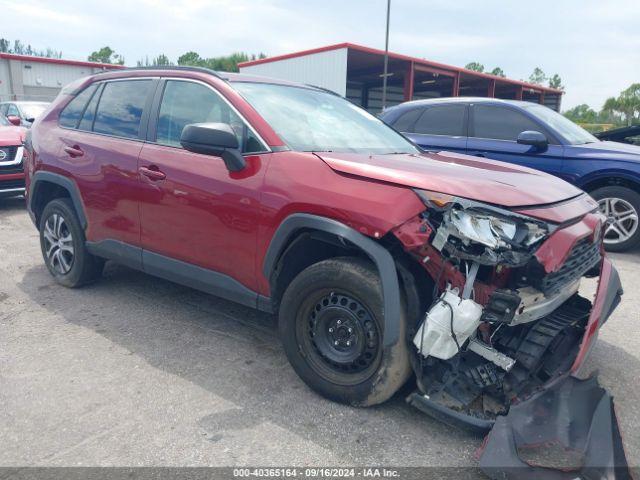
top-left (0, 114), bottom-right (26, 198)
top-left (24, 68), bottom-right (622, 431)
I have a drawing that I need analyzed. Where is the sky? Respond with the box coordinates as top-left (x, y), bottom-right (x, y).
top-left (1, 0), bottom-right (638, 111)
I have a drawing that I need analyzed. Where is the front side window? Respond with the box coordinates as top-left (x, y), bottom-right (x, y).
top-left (471, 105), bottom-right (541, 141)
top-left (93, 80), bottom-right (152, 139)
top-left (59, 84), bottom-right (98, 129)
top-left (232, 82), bottom-right (419, 154)
top-left (155, 80), bottom-right (265, 153)
top-left (523, 103), bottom-right (597, 145)
top-left (0, 115), bottom-right (9, 126)
top-left (413, 105), bottom-right (466, 136)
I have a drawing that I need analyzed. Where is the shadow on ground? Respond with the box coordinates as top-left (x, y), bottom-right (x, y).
top-left (17, 261), bottom-right (483, 467)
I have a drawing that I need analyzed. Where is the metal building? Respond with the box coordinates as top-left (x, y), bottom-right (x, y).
top-left (239, 43), bottom-right (563, 112)
top-left (0, 53), bottom-right (123, 102)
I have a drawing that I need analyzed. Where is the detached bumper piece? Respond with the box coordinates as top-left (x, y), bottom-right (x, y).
top-left (479, 375), bottom-right (631, 480)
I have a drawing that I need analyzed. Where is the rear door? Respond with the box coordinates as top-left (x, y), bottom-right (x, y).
top-left (402, 103), bottom-right (468, 153)
top-left (56, 78), bottom-right (156, 247)
top-left (467, 104), bottom-right (566, 180)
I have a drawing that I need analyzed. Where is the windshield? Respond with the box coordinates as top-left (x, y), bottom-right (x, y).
top-left (0, 115), bottom-right (9, 126)
top-left (21, 103), bottom-right (48, 120)
top-left (232, 82), bottom-right (419, 154)
top-left (523, 103), bottom-right (598, 145)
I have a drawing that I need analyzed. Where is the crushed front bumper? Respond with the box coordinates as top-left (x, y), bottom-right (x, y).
top-left (411, 258), bottom-right (627, 476)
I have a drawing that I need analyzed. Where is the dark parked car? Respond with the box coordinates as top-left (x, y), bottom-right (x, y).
top-left (381, 98), bottom-right (640, 251)
top-left (24, 68), bottom-right (625, 474)
top-left (596, 124), bottom-right (640, 146)
top-left (0, 101), bottom-right (49, 127)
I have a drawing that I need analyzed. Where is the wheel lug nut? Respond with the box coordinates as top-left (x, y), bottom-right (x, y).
top-left (337, 320), bottom-right (342, 325)
top-left (334, 341), bottom-right (339, 346)
top-left (348, 328), bottom-right (352, 333)
top-left (346, 341), bottom-right (351, 346)
top-left (329, 327), bottom-right (334, 333)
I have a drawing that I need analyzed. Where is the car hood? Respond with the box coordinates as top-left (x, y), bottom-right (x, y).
top-left (316, 151), bottom-right (583, 208)
top-left (570, 140), bottom-right (640, 162)
top-left (0, 126), bottom-right (26, 146)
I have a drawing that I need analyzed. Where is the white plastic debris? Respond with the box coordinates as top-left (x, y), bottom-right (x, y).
top-left (413, 287), bottom-right (483, 360)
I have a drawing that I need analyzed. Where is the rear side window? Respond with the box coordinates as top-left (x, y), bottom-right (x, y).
top-left (156, 80), bottom-right (265, 153)
top-left (472, 105), bottom-right (541, 141)
top-left (391, 108), bottom-right (423, 132)
top-left (413, 105), bottom-right (466, 136)
top-left (59, 84), bottom-right (98, 128)
top-left (93, 80), bottom-right (152, 139)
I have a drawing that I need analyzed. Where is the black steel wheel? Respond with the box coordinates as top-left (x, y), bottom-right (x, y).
top-left (279, 257), bottom-right (411, 406)
top-left (301, 292), bottom-right (381, 385)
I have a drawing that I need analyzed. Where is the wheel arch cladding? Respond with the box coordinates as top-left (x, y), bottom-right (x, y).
top-left (263, 213), bottom-right (402, 348)
top-left (28, 172), bottom-right (87, 229)
top-left (580, 174), bottom-right (640, 195)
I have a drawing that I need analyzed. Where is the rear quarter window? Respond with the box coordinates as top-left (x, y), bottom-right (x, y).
top-left (390, 108), bottom-right (423, 132)
top-left (59, 84), bottom-right (98, 129)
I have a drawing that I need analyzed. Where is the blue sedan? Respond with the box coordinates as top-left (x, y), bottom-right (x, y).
top-left (380, 98), bottom-right (640, 252)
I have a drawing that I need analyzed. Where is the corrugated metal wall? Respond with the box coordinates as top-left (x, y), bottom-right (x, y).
top-left (21, 62), bottom-right (94, 90)
top-left (239, 48), bottom-right (348, 96)
top-left (0, 58), bottom-right (107, 101)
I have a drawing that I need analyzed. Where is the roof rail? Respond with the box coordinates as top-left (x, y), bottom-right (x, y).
top-left (103, 65), bottom-right (228, 80)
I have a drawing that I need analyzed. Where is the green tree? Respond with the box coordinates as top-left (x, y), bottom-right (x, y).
top-left (601, 84), bottom-right (640, 126)
top-left (548, 74), bottom-right (564, 90)
top-left (490, 67), bottom-right (505, 77)
top-left (564, 104), bottom-right (598, 124)
top-left (465, 62), bottom-right (485, 73)
top-left (528, 67), bottom-right (547, 85)
top-left (177, 51), bottom-right (203, 66)
top-left (177, 51), bottom-right (266, 72)
top-left (88, 46), bottom-right (124, 65)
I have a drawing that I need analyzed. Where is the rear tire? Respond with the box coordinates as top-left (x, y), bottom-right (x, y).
top-left (279, 257), bottom-right (411, 406)
top-left (590, 186), bottom-right (640, 252)
top-left (39, 198), bottom-right (104, 287)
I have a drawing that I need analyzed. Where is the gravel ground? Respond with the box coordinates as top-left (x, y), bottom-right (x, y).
top-left (0, 196), bottom-right (638, 472)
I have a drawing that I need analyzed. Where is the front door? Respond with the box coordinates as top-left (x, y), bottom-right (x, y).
top-left (466, 104), bottom-right (566, 181)
top-left (137, 79), bottom-right (270, 293)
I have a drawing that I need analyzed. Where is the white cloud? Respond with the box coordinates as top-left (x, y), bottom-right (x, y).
top-left (0, 0), bottom-right (637, 110)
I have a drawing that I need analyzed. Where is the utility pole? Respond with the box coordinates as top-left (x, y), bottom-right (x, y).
top-left (381, 0), bottom-right (391, 110)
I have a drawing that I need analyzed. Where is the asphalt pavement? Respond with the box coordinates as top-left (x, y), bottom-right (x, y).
top-left (1, 197), bottom-right (638, 472)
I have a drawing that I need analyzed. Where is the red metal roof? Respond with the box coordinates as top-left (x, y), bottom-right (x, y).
top-left (238, 42), bottom-right (563, 95)
top-left (0, 53), bottom-right (125, 70)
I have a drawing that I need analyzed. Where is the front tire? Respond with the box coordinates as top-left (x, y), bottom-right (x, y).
top-left (279, 257), bottom-right (411, 406)
top-left (39, 198), bottom-right (104, 287)
top-left (591, 186), bottom-right (640, 252)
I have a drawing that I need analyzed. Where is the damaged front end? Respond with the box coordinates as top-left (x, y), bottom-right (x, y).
top-left (392, 190), bottom-right (627, 476)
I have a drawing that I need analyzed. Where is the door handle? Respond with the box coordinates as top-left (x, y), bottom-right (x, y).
top-left (63, 145), bottom-right (84, 158)
top-left (473, 152), bottom-right (487, 158)
top-left (139, 166), bottom-right (166, 181)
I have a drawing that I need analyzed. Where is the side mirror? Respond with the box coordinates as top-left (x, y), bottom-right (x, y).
top-left (7, 115), bottom-right (21, 126)
top-left (180, 122), bottom-right (246, 172)
top-left (517, 130), bottom-right (548, 150)
top-left (25, 117), bottom-right (36, 124)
